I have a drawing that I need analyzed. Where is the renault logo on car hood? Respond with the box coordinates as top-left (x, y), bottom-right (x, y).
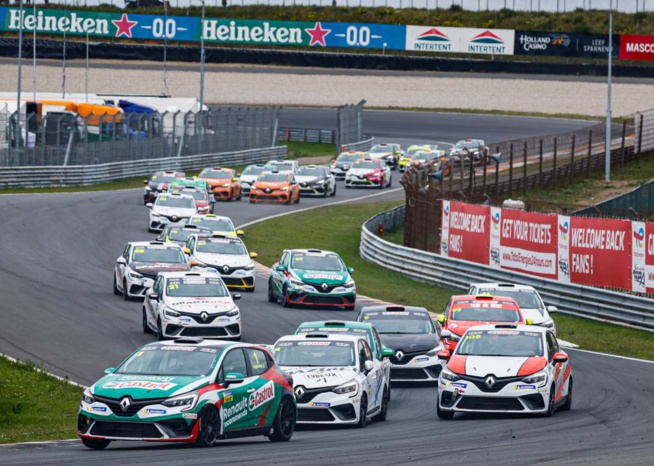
top-left (222, 265), bottom-right (230, 274)
top-left (295, 386), bottom-right (305, 400)
top-left (120, 396), bottom-right (132, 412)
top-left (485, 376), bottom-right (496, 389)
top-left (201, 312), bottom-right (209, 322)
top-left (321, 282), bottom-right (328, 291)
top-left (395, 351), bottom-right (404, 361)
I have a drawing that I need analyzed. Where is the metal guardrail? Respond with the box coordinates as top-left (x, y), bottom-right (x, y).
top-left (0, 146), bottom-right (287, 189)
top-left (278, 128), bottom-right (337, 145)
top-left (360, 205), bottom-right (654, 332)
top-left (340, 137), bottom-right (375, 153)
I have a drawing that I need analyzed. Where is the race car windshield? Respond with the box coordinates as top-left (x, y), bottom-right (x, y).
top-left (363, 314), bottom-right (435, 334)
top-left (190, 218), bottom-right (233, 231)
top-left (338, 154), bottom-right (362, 162)
top-left (172, 189), bottom-right (207, 201)
top-left (166, 277), bottom-right (229, 297)
top-left (196, 240), bottom-right (246, 255)
top-left (291, 254), bottom-right (344, 271)
top-left (201, 170), bottom-right (230, 179)
top-left (352, 161), bottom-right (381, 170)
top-left (116, 346), bottom-right (222, 376)
top-left (477, 290), bottom-right (542, 309)
top-left (132, 247), bottom-right (186, 263)
top-left (243, 166), bottom-right (265, 176)
top-left (167, 229), bottom-right (208, 243)
top-left (457, 330), bottom-right (544, 357)
top-left (258, 173), bottom-right (289, 182)
top-left (152, 174), bottom-right (178, 183)
top-left (297, 168), bottom-right (323, 177)
top-left (369, 146), bottom-right (390, 153)
top-left (156, 196), bottom-right (195, 209)
top-left (274, 341), bottom-right (355, 367)
top-left (450, 306), bottom-right (521, 322)
top-left (413, 152), bottom-right (434, 161)
top-left (454, 141), bottom-right (479, 150)
top-left (273, 163), bottom-right (295, 171)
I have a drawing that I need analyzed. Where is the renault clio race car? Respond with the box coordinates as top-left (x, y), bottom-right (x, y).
top-left (239, 164), bottom-right (267, 196)
top-left (143, 170), bottom-right (186, 204)
top-left (295, 165), bottom-right (336, 197)
top-left (249, 171), bottom-right (300, 204)
top-left (399, 145), bottom-right (439, 172)
top-left (330, 151), bottom-right (366, 179)
top-left (264, 160), bottom-right (299, 174)
top-left (78, 338), bottom-right (296, 449)
top-left (436, 324), bottom-right (572, 419)
top-left (357, 306), bottom-right (444, 382)
top-left (345, 158), bottom-right (392, 189)
top-left (367, 143), bottom-right (404, 170)
top-left (170, 186), bottom-right (214, 214)
top-left (113, 241), bottom-right (191, 300)
top-left (186, 214), bottom-right (244, 237)
top-left (467, 283), bottom-right (558, 335)
top-left (184, 233), bottom-right (258, 291)
top-left (147, 193), bottom-right (197, 233)
top-left (143, 271), bottom-right (242, 340)
top-left (273, 332), bottom-right (390, 427)
top-left (438, 294), bottom-right (525, 352)
top-left (156, 224), bottom-right (213, 247)
top-left (268, 249), bottom-right (356, 309)
top-left (198, 167), bottom-right (242, 202)
top-left (449, 139), bottom-right (489, 166)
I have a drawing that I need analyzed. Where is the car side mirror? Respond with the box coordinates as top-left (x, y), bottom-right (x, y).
top-left (250, 252), bottom-right (258, 258)
top-left (347, 267), bottom-right (355, 274)
top-left (275, 264), bottom-right (286, 272)
top-left (116, 257), bottom-right (126, 265)
top-left (146, 203), bottom-right (153, 208)
top-left (547, 305), bottom-right (558, 313)
top-left (437, 314), bottom-right (445, 324)
top-left (552, 352), bottom-right (568, 364)
top-left (440, 329), bottom-right (452, 339)
top-left (381, 347), bottom-right (394, 358)
top-left (190, 260), bottom-right (200, 267)
top-left (183, 248), bottom-right (191, 255)
top-left (363, 360), bottom-right (374, 373)
top-left (103, 367), bottom-right (116, 375)
top-left (290, 180), bottom-right (297, 185)
top-left (143, 180), bottom-right (149, 185)
top-left (236, 230), bottom-right (245, 236)
top-left (210, 198), bottom-right (216, 203)
top-left (437, 350), bottom-right (451, 360)
top-left (223, 372), bottom-right (245, 387)
top-left (232, 293), bottom-right (242, 301)
top-left (148, 292), bottom-right (158, 300)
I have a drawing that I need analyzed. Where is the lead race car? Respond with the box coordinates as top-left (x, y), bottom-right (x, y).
top-left (78, 337), bottom-right (296, 449)
top-left (436, 324), bottom-right (572, 419)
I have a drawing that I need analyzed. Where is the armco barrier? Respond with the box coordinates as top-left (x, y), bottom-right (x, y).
top-left (340, 137), bottom-right (375, 153)
top-left (0, 146), bottom-right (286, 189)
top-left (278, 128), bottom-right (337, 145)
top-left (361, 205), bottom-right (654, 332)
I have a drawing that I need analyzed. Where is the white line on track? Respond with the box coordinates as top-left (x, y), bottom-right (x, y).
top-left (567, 347), bottom-right (654, 364)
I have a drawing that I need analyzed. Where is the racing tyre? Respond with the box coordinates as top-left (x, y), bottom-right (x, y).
top-left (236, 191), bottom-right (242, 201)
top-left (543, 385), bottom-right (556, 417)
top-left (373, 388), bottom-right (389, 422)
top-left (562, 377), bottom-right (573, 411)
top-left (345, 184), bottom-right (351, 189)
top-left (250, 198), bottom-right (255, 204)
top-left (331, 183), bottom-right (337, 197)
top-left (268, 397), bottom-right (296, 442)
top-left (436, 400), bottom-right (454, 420)
top-left (142, 308), bottom-right (153, 334)
top-left (356, 394), bottom-right (368, 428)
top-left (112, 274), bottom-right (120, 295)
top-left (267, 280), bottom-right (277, 303)
top-left (387, 176), bottom-right (392, 188)
top-left (122, 279), bottom-right (129, 301)
top-left (295, 195), bottom-right (300, 204)
top-left (156, 318), bottom-right (166, 341)
top-left (281, 286), bottom-right (291, 308)
top-left (195, 405), bottom-right (220, 447)
top-left (81, 438), bottom-right (111, 450)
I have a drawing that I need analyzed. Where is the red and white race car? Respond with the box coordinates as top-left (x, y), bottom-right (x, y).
top-left (437, 324), bottom-right (572, 419)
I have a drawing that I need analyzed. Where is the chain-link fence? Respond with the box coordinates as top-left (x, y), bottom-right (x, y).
top-left (1, 106), bottom-right (281, 167)
top-left (337, 100), bottom-right (366, 155)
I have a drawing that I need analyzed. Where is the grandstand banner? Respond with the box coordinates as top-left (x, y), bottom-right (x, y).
top-left (406, 26), bottom-right (515, 55)
top-left (515, 30), bottom-right (619, 59)
top-left (441, 201), bottom-right (490, 263)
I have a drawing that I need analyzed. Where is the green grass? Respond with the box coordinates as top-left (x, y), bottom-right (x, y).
top-left (0, 357), bottom-right (82, 444)
top-left (282, 141), bottom-right (336, 160)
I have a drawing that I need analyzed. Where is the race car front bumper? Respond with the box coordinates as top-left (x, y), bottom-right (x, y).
top-left (212, 186), bottom-right (236, 201)
top-left (345, 174), bottom-right (383, 188)
top-left (295, 390), bottom-right (361, 425)
top-left (249, 189), bottom-right (294, 203)
top-left (285, 284), bottom-right (356, 308)
top-left (148, 214), bottom-right (189, 232)
top-left (438, 376), bottom-right (550, 414)
top-left (161, 312), bottom-right (241, 339)
top-left (125, 275), bottom-right (156, 298)
top-left (389, 354), bottom-right (444, 382)
top-left (330, 167), bottom-right (349, 178)
top-left (298, 183), bottom-right (330, 196)
top-left (200, 265), bottom-right (256, 290)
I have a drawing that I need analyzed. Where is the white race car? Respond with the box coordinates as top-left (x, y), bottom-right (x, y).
top-left (239, 164), bottom-right (267, 196)
top-left (294, 164), bottom-right (336, 197)
top-left (185, 233), bottom-right (257, 292)
top-left (186, 213), bottom-right (243, 237)
top-left (146, 192), bottom-right (197, 233)
top-left (367, 143), bottom-right (404, 170)
top-left (264, 160), bottom-right (299, 174)
top-left (113, 241), bottom-right (191, 300)
top-left (274, 332), bottom-right (390, 427)
top-left (143, 270), bottom-right (242, 340)
top-left (467, 283), bottom-right (558, 335)
top-left (345, 157), bottom-right (392, 189)
top-left (437, 324), bottom-right (572, 419)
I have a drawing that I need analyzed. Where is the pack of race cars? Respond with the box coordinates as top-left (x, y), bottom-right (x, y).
top-left (84, 154), bottom-right (571, 450)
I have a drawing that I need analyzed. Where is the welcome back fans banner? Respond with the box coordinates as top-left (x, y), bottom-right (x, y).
top-left (441, 201), bottom-right (651, 293)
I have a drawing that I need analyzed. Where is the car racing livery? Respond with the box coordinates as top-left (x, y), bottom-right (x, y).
top-left (185, 233), bottom-right (257, 292)
top-left (78, 338), bottom-right (296, 449)
top-left (147, 193), bottom-right (198, 233)
top-left (438, 294), bottom-right (525, 351)
top-left (156, 224), bottom-right (213, 247)
top-left (330, 151), bottom-right (366, 179)
top-left (367, 143), bottom-right (404, 170)
top-left (170, 186), bottom-right (214, 214)
top-left (114, 241), bottom-right (191, 300)
top-left (273, 333), bottom-right (390, 427)
top-left (238, 164), bottom-right (267, 196)
top-left (186, 214), bottom-right (243, 238)
top-left (294, 164), bottom-right (336, 197)
top-left (268, 249), bottom-right (356, 310)
top-left (436, 324), bottom-right (572, 419)
top-left (198, 167), bottom-right (242, 202)
top-left (345, 157), bottom-right (392, 189)
top-left (449, 139), bottom-right (489, 166)
top-left (249, 171), bottom-right (300, 204)
top-left (143, 170), bottom-right (186, 204)
top-left (399, 145), bottom-right (439, 172)
top-left (357, 306), bottom-right (444, 382)
top-left (143, 271), bottom-right (242, 340)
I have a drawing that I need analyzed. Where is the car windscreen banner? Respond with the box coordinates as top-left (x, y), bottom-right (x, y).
top-left (442, 201), bottom-right (490, 264)
top-left (619, 35), bottom-right (654, 61)
top-left (514, 30), bottom-right (619, 59)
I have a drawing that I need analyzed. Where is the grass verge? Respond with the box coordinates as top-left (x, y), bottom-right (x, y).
top-left (0, 357), bottom-right (82, 444)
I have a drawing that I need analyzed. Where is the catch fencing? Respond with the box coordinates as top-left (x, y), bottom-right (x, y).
top-left (337, 100), bottom-right (366, 155)
top-left (360, 205), bottom-right (654, 332)
top-left (2, 106), bottom-right (281, 168)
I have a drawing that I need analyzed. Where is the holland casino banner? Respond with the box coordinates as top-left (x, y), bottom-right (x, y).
top-left (514, 30), bottom-right (619, 59)
top-left (441, 201), bottom-right (652, 293)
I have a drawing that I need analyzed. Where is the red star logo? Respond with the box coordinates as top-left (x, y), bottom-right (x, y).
top-left (305, 22), bottom-right (331, 47)
top-left (112, 13), bottom-right (137, 38)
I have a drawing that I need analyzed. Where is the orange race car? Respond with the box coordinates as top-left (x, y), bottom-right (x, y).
top-left (197, 167), bottom-right (242, 202)
top-left (249, 171), bottom-right (300, 205)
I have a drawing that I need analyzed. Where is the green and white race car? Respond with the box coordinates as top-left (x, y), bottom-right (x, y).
top-left (78, 338), bottom-right (296, 450)
top-left (267, 249), bottom-right (356, 310)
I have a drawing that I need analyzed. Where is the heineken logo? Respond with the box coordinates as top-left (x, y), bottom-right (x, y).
top-left (7, 9), bottom-right (111, 35)
top-left (202, 20), bottom-right (303, 44)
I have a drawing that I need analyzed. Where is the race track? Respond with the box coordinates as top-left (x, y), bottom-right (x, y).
top-left (1, 110), bottom-right (652, 465)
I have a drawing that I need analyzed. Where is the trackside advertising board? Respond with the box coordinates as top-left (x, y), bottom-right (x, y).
top-left (441, 201), bottom-right (649, 293)
top-left (619, 35), bottom-right (654, 61)
top-left (515, 30), bottom-right (619, 59)
top-left (406, 26), bottom-right (515, 55)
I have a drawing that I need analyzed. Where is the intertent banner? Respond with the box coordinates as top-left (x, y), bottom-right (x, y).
top-left (405, 26), bottom-right (515, 55)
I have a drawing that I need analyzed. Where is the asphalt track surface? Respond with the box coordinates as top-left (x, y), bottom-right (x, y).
top-left (1, 111), bottom-right (652, 465)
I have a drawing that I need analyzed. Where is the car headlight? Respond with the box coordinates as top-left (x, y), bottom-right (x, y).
top-left (426, 345), bottom-right (444, 357)
top-left (128, 270), bottom-right (143, 281)
top-left (82, 387), bottom-right (95, 404)
top-left (542, 319), bottom-right (555, 329)
top-left (164, 307), bottom-right (180, 318)
top-left (150, 212), bottom-right (161, 218)
top-left (225, 308), bottom-right (240, 317)
top-left (343, 279), bottom-right (355, 289)
top-left (280, 186), bottom-right (289, 191)
top-left (447, 332), bottom-right (461, 342)
top-left (314, 180), bottom-right (325, 185)
top-left (289, 278), bottom-right (304, 287)
top-left (250, 187), bottom-right (258, 192)
top-left (244, 264), bottom-right (255, 271)
top-left (522, 371), bottom-right (547, 387)
top-left (145, 186), bottom-right (152, 192)
top-left (332, 381), bottom-right (358, 396)
top-left (440, 369), bottom-right (460, 382)
top-left (162, 392), bottom-right (198, 412)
